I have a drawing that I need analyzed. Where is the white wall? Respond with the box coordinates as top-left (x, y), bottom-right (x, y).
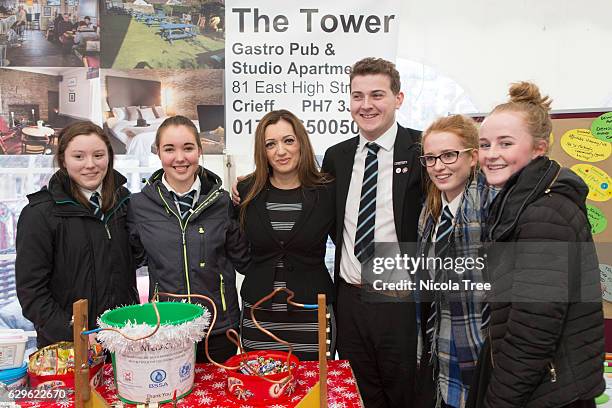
top-left (226, 1), bottom-right (612, 162)
top-left (398, 0), bottom-right (612, 111)
top-left (177, 1), bottom-right (612, 174)
top-left (78, 0), bottom-right (98, 19)
top-left (58, 68), bottom-right (100, 123)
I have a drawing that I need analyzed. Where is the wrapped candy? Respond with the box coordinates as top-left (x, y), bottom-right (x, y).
top-left (28, 342), bottom-right (104, 376)
top-left (239, 356), bottom-right (295, 376)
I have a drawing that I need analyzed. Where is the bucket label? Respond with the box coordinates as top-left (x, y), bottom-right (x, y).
top-left (115, 344), bottom-right (195, 403)
top-left (0, 345), bottom-right (16, 368)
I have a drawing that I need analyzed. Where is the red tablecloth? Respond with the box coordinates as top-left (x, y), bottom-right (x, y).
top-left (20, 360), bottom-right (363, 407)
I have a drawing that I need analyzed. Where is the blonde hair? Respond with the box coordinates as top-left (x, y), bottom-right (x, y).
top-left (422, 114), bottom-right (479, 220)
top-left (491, 81), bottom-right (552, 153)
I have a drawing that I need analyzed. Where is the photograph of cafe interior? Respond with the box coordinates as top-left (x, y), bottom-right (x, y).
top-left (0, 0), bottom-right (99, 68)
top-left (0, 67), bottom-right (101, 154)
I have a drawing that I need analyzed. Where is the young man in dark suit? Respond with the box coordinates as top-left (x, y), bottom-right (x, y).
top-left (321, 57), bottom-right (423, 408)
top-left (231, 57), bottom-right (423, 407)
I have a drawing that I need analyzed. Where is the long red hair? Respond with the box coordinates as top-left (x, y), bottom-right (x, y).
top-left (421, 114), bottom-right (479, 220)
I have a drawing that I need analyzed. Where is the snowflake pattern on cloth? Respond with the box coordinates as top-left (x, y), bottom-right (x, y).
top-left (18, 361), bottom-right (362, 407)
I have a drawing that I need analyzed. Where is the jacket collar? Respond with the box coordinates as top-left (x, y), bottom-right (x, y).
top-left (392, 124), bottom-right (421, 237)
top-left (143, 166), bottom-right (224, 221)
top-left (47, 170), bottom-right (81, 204)
top-left (44, 169), bottom-right (128, 216)
top-left (486, 157), bottom-right (560, 242)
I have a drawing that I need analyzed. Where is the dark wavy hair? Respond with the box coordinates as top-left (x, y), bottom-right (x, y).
top-left (239, 109), bottom-right (331, 226)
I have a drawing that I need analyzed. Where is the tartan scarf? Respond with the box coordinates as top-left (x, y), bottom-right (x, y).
top-left (415, 172), bottom-right (498, 407)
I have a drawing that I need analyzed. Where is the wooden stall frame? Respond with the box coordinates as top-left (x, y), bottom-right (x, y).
top-left (318, 293), bottom-right (328, 407)
top-left (295, 293), bottom-right (330, 408)
top-left (72, 299), bottom-right (111, 408)
top-left (72, 294), bottom-right (340, 407)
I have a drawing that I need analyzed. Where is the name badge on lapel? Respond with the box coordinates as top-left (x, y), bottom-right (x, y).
top-left (393, 160), bottom-right (409, 174)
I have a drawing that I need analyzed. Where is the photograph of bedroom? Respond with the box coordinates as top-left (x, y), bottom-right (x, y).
top-left (0, 0), bottom-right (99, 68)
top-left (101, 68), bottom-right (224, 161)
top-left (0, 67), bottom-right (101, 155)
top-left (101, 0), bottom-right (224, 69)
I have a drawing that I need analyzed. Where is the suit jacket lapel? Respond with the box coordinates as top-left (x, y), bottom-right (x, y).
top-left (392, 126), bottom-right (420, 240)
top-left (336, 137), bottom-right (359, 220)
top-left (253, 187), bottom-right (281, 245)
top-left (284, 187), bottom-right (316, 245)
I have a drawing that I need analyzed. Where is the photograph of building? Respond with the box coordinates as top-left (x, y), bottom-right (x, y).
top-left (101, 0), bottom-right (224, 69)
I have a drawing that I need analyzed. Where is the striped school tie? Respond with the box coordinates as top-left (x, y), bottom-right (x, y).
top-left (434, 205), bottom-right (454, 257)
top-left (89, 192), bottom-right (103, 221)
top-left (173, 190), bottom-right (196, 220)
top-left (426, 205), bottom-right (455, 338)
top-left (354, 142), bottom-right (380, 263)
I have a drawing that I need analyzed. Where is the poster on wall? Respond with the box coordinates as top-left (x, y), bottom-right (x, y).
top-left (101, 69), bottom-right (225, 160)
top-left (0, 68), bottom-right (98, 155)
top-left (101, 2), bottom-right (225, 69)
top-left (225, 0), bottom-right (401, 156)
top-left (545, 112), bottom-right (612, 242)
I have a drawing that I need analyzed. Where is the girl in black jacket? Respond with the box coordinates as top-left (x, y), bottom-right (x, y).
top-left (238, 110), bottom-right (335, 361)
top-left (16, 122), bottom-right (139, 348)
top-left (470, 82), bottom-right (604, 408)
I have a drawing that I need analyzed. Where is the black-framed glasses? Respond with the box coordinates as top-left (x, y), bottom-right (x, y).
top-left (419, 148), bottom-right (474, 167)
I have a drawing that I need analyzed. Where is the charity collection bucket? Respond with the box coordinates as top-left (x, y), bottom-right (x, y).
top-left (0, 362), bottom-right (27, 388)
top-left (224, 350), bottom-right (300, 405)
top-left (97, 302), bottom-right (209, 404)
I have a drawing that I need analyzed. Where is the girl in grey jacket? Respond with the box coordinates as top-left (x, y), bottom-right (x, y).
top-left (127, 116), bottom-right (249, 363)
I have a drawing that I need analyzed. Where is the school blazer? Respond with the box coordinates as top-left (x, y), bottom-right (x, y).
top-left (238, 180), bottom-right (336, 306)
top-left (321, 124), bottom-right (423, 282)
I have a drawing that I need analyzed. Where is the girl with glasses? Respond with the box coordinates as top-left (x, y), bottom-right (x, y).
top-left (468, 82), bottom-right (604, 408)
top-left (416, 114), bottom-right (494, 408)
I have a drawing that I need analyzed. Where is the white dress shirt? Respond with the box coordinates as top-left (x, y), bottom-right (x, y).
top-left (162, 175), bottom-right (201, 215)
top-left (340, 122), bottom-right (399, 284)
top-left (433, 192), bottom-right (462, 242)
top-left (79, 185), bottom-right (102, 201)
top-left (425, 193), bottom-right (461, 280)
